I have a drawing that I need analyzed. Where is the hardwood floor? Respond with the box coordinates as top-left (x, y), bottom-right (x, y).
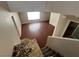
top-left (21, 21), bottom-right (55, 48)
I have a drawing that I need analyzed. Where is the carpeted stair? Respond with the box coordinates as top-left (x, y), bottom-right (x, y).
top-left (41, 46), bottom-right (63, 57)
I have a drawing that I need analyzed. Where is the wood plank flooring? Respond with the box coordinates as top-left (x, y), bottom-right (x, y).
top-left (21, 21), bottom-right (55, 48)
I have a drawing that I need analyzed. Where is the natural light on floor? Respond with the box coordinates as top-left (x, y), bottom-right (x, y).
top-left (29, 23), bottom-right (40, 32)
top-left (27, 12), bottom-right (40, 20)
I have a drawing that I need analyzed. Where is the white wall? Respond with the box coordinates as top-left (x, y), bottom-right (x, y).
top-left (47, 36), bottom-right (79, 57)
top-left (19, 12), bottom-right (50, 24)
top-left (49, 12), bottom-right (60, 27)
top-left (52, 14), bottom-right (68, 37)
top-left (0, 2), bottom-right (21, 56)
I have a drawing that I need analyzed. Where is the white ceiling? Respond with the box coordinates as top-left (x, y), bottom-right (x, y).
top-left (7, 1), bottom-right (79, 17)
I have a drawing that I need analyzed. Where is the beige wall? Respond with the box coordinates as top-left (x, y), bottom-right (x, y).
top-left (12, 13), bottom-right (21, 36)
top-left (7, 1), bottom-right (79, 17)
top-left (7, 1), bottom-right (47, 12)
top-left (52, 14), bottom-right (68, 37)
top-left (47, 36), bottom-right (79, 57)
top-left (53, 15), bottom-right (79, 37)
top-left (19, 12), bottom-right (50, 24)
top-left (49, 12), bottom-right (68, 37)
top-left (0, 2), bottom-right (21, 56)
top-left (0, 1), bottom-right (9, 11)
top-left (47, 1), bottom-right (79, 17)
